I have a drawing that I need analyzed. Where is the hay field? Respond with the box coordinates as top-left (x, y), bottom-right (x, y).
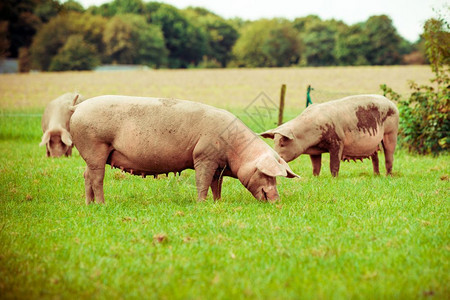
top-left (0, 65), bottom-right (433, 111)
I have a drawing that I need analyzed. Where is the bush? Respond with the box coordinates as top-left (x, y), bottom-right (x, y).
top-left (381, 17), bottom-right (449, 155)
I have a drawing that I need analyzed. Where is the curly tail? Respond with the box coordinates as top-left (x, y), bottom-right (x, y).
top-left (69, 94), bottom-right (80, 112)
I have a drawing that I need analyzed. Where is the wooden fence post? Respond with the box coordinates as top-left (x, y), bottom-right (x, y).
top-left (278, 84), bottom-right (286, 126)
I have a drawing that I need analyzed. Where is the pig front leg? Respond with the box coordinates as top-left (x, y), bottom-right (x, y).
top-left (194, 160), bottom-right (218, 201)
top-left (371, 152), bottom-right (380, 175)
top-left (329, 143), bottom-right (344, 177)
top-left (310, 154), bottom-right (322, 176)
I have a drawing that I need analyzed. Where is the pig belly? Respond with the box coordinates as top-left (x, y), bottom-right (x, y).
top-left (342, 130), bottom-right (382, 157)
top-left (107, 148), bottom-right (194, 176)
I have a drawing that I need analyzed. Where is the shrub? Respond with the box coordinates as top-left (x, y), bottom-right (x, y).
top-left (381, 17), bottom-right (449, 155)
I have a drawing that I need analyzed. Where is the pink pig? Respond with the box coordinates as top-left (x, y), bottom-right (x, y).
top-left (262, 95), bottom-right (399, 176)
top-left (40, 93), bottom-right (84, 157)
top-left (70, 95), bottom-right (298, 204)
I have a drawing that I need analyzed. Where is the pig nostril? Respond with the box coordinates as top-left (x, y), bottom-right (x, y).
top-left (262, 189), bottom-right (268, 201)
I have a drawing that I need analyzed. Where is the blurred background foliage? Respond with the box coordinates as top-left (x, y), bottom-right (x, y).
top-left (0, 0), bottom-right (446, 71)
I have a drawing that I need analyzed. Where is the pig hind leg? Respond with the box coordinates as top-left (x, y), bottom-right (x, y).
top-left (79, 143), bottom-right (111, 204)
top-left (382, 131), bottom-right (397, 175)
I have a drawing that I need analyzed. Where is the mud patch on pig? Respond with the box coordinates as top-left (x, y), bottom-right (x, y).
top-left (159, 98), bottom-right (178, 107)
top-left (318, 123), bottom-right (340, 149)
top-left (355, 104), bottom-right (382, 136)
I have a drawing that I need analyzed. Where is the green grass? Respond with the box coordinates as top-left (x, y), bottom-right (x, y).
top-left (1, 103), bottom-right (449, 299)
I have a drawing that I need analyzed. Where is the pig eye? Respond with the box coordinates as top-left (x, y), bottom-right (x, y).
top-left (279, 136), bottom-right (291, 146)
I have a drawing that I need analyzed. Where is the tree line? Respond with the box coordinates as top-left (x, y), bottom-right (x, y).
top-left (1, 0), bottom-right (430, 71)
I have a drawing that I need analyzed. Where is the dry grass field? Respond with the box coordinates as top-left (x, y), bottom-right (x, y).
top-left (0, 65), bottom-right (433, 111)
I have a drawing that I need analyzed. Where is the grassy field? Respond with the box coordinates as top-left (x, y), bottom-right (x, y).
top-left (0, 66), bottom-right (449, 299)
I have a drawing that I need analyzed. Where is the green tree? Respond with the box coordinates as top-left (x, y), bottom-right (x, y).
top-left (335, 23), bottom-right (370, 65)
top-left (292, 15), bottom-right (321, 32)
top-left (18, 46), bottom-right (31, 72)
top-left (34, 0), bottom-right (61, 23)
top-left (148, 3), bottom-right (208, 68)
top-left (49, 34), bottom-right (100, 71)
top-left (30, 12), bottom-right (106, 70)
top-left (103, 14), bottom-right (167, 67)
top-left (301, 19), bottom-right (338, 66)
top-left (262, 22), bottom-right (302, 67)
top-left (0, 21), bottom-right (9, 58)
top-left (88, 0), bottom-right (145, 17)
top-left (183, 7), bottom-right (238, 67)
top-left (62, 0), bottom-right (85, 13)
top-left (232, 19), bottom-right (301, 67)
top-left (0, 0), bottom-right (42, 58)
top-left (363, 15), bottom-right (403, 65)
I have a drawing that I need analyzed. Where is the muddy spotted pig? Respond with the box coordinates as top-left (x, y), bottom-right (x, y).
top-left (261, 95), bottom-right (399, 176)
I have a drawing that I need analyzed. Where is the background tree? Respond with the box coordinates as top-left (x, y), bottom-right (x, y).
top-left (34, 0), bottom-right (61, 23)
top-left (335, 23), bottom-right (370, 65)
top-left (0, 0), bottom-right (42, 58)
top-left (261, 21), bottom-right (302, 67)
top-left (148, 3), bottom-right (207, 68)
top-left (30, 12), bottom-right (106, 71)
top-left (18, 46), bottom-right (31, 72)
top-left (183, 7), bottom-right (238, 67)
top-left (232, 19), bottom-right (301, 67)
top-left (0, 21), bottom-right (9, 59)
top-left (88, 0), bottom-right (145, 17)
top-left (363, 15), bottom-right (403, 65)
top-left (103, 14), bottom-right (167, 67)
top-left (62, 0), bottom-right (85, 13)
top-left (49, 34), bottom-right (100, 71)
top-left (301, 18), bottom-right (338, 66)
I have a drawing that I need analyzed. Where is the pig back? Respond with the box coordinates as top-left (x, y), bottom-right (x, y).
top-left (70, 96), bottom-right (234, 171)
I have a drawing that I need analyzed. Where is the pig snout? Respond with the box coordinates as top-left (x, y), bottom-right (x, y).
top-left (48, 136), bottom-right (70, 157)
top-left (259, 186), bottom-right (280, 202)
top-left (248, 178), bottom-right (280, 202)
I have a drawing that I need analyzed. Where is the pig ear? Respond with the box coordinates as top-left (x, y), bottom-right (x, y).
top-left (40, 131), bottom-right (51, 146)
top-left (61, 129), bottom-right (73, 147)
top-left (260, 127), bottom-right (294, 140)
top-left (256, 156), bottom-right (287, 177)
top-left (260, 130), bottom-right (275, 139)
top-left (275, 127), bottom-right (294, 140)
top-left (279, 159), bottom-right (300, 178)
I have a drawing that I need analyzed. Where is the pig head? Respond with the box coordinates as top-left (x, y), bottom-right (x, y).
top-left (262, 95), bottom-right (399, 177)
top-left (40, 93), bottom-right (84, 157)
top-left (70, 95), bottom-right (299, 204)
